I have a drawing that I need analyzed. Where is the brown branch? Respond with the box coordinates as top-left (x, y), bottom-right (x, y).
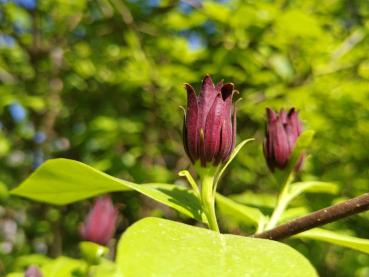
top-left (253, 193), bottom-right (369, 240)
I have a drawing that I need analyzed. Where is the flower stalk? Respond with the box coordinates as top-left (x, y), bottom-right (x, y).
top-left (265, 173), bottom-right (294, 230)
top-left (200, 174), bottom-right (219, 232)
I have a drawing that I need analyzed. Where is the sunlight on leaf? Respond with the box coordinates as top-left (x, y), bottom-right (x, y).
top-left (11, 159), bottom-right (205, 222)
top-left (116, 217), bottom-right (317, 277)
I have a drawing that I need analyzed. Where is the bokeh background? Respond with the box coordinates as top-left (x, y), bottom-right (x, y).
top-left (1, 0), bottom-right (369, 275)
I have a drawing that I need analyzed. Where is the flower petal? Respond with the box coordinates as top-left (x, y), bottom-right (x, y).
top-left (185, 83), bottom-right (199, 161)
top-left (204, 93), bottom-right (225, 163)
top-left (198, 75), bottom-right (218, 131)
top-left (215, 79), bottom-right (224, 92)
top-left (269, 118), bottom-right (290, 168)
top-left (217, 84), bottom-right (235, 162)
top-left (266, 108), bottom-right (276, 122)
top-left (225, 103), bottom-right (237, 161)
top-left (182, 112), bottom-right (192, 163)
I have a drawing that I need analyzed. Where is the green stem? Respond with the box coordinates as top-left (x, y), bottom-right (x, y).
top-left (256, 216), bottom-right (267, 233)
top-left (201, 174), bottom-right (219, 232)
top-left (265, 174), bottom-right (294, 230)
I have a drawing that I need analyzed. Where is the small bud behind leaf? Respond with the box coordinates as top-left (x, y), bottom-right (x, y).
top-left (80, 196), bottom-right (118, 245)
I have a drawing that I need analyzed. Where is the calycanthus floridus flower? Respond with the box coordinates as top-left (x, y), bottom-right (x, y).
top-left (183, 75), bottom-right (237, 167)
top-left (263, 108), bottom-right (304, 172)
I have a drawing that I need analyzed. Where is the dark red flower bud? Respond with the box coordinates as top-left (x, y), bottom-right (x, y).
top-left (25, 266), bottom-right (42, 277)
top-left (263, 108), bottom-right (303, 172)
top-left (183, 75), bottom-right (237, 167)
top-left (80, 196), bottom-right (118, 245)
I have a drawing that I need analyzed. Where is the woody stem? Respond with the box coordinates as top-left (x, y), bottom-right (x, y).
top-left (254, 193), bottom-right (369, 240)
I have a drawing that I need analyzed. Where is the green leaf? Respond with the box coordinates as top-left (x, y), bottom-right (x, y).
top-left (230, 192), bottom-right (277, 209)
top-left (216, 193), bottom-right (265, 227)
top-left (90, 259), bottom-right (122, 277)
top-left (116, 217), bottom-right (317, 277)
top-left (133, 183), bottom-right (206, 222)
top-left (288, 181), bottom-right (339, 201)
top-left (12, 254), bottom-right (51, 270)
top-left (11, 159), bottom-right (205, 222)
top-left (79, 241), bottom-right (109, 264)
top-left (215, 138), bottom-right (254, 187)
top-left (11, 159), bottom-right (130, 202)
top-left (41, 257), bottom-right (87, 277)
top-left (295, 228), bottom-right (369, 254)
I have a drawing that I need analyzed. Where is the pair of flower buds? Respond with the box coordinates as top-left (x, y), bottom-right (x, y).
top-left (183, 75), bottom-right (304, 171)
top-left (79, 75), bottom-right (304, 248)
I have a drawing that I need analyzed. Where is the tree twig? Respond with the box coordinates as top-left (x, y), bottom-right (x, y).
top-left (253, 193), bottom-right (369, 240)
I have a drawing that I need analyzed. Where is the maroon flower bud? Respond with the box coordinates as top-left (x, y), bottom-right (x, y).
top-left (263, 108), bottom-right (303, 172)
top-left (25, 266), bottom-right (42, 277)
top-left (183, 75), bottom-right (237, 167)
top-left (80, 196), bottom-right (118, 245)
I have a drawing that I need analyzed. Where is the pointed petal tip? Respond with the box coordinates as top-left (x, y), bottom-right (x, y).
top-left (202, 74), bottom-right (214, 87)
top-left (184, 83), bottom-right (192, 89)
top-left (221, 83), bottom-right (235, 100)
top-left (184, 83), bottom-right (196, 95)
top-left (222, 82), bottom-right (235, 90)
top-left (288, 107), bottom-right (297, 116)
top-left (215, 79), bottom-right (224, 91)
top-left (266, 108), bottom-right (276, 121)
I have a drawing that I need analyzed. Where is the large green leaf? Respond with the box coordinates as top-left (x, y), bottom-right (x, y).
top-left (116, 217), bottom-right (317, 277)
top-left (295, 228), bottom-right (369, 254)
top-left (11, 159), bottom-right (204, 222)
top-left (216, 193), bottom-right (265, 227)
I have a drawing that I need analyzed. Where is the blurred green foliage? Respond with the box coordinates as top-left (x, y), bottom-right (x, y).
top-left (1, 0), bottom-right (369, 276)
